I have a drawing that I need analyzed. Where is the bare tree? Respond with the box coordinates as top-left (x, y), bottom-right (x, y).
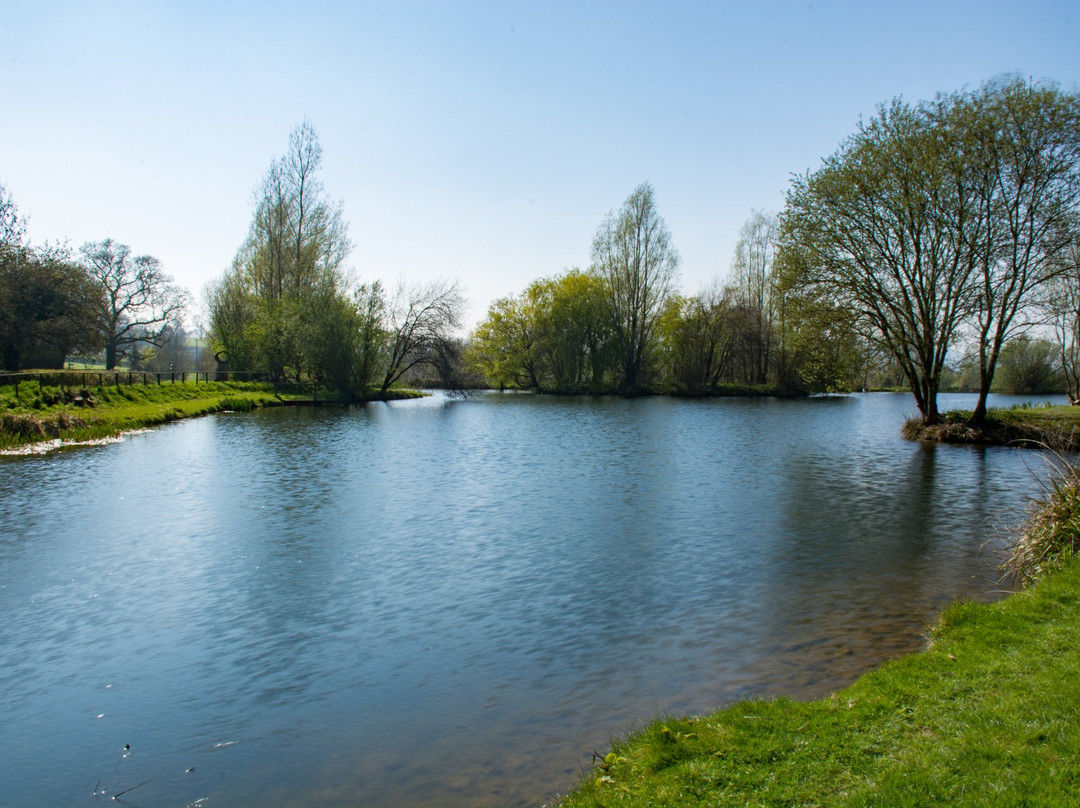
top-left (591, 182), bottom-right (680, 391)
top-left (955, 78), bottom-right (1080, 423)
top-left (1046, 239), bottom-right (1080, 404)
top-left (379, 278), bottom-right (466, 392)
top-left (0, 184), bottom-right (26, 254)
top-left (80, 238), bottom-right (188, 369)
top-left (731, 210), bottom-right (779, 384)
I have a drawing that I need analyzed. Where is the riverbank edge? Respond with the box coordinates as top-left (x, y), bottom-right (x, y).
top-left (0, 382), bottom-right (425, 453)
top-left (555, 495), bottom-right (1080, 806)
top-left (556, 564), bottom-right (1080, 806)
top-left (903, 406), bottom-right (1080, 451)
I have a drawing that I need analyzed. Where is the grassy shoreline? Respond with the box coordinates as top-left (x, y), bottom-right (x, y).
top-left (0, 379), bottom-right (421, 452)
top-left (557, 412), bottom-right (1080, 807)
top-left (903, 404), bottom-right (1080, 451)
top-left (556, 558), bottom-right (1080, 806)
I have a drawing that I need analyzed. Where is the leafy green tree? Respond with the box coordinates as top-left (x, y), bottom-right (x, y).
top-left (0, 244), bottom-right (105, 370)
top-left (467, 269), bottom-right (615, 393)
top-left (467, 293), bottom-right (546, 390)
top-left (591, 182), bottom-right (680, 391)
top-left (956, 78), bottom-right (1080, 422)
top-left (992, 335), bottom-right (1064, 394)
top-left (306, 281), bottom-right (386, 397)
top-left (771, 241), bottom-right (865, 394)
top-left (530, 269), bottom-right (615, 392)
top-left (209, 121), bottom-right (358, 384)
top-left (658, 286), bottom-right (739, 393)
top-left (783, 98), bottom-right (983, 424)
top-left (0, 190), bottom-right (104, 369)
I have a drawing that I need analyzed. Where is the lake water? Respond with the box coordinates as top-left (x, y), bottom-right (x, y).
top-left (0, 392), bottom-right (1066, 807)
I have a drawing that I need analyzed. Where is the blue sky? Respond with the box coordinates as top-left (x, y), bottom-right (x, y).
top-left (2, 0), bottom-right (1079, 328)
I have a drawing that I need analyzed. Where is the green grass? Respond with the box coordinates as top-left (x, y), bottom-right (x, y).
top-left (0, 380), bottom-right (291, 450)
top-left (558, 561), bottom-right (1080, 807)
top-left (558, 460), bottom-right (1080, 808)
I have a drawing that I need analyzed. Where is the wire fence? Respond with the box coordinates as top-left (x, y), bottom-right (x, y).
top-left (0, 370), bottom-right (268, 393)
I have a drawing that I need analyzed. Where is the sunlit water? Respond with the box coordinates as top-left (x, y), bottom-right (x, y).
top-left (0, 392), bottom-right (1067, 807)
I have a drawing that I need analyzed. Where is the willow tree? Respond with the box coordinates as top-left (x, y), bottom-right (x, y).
top-left (591, 182), bottom-right (680, 391)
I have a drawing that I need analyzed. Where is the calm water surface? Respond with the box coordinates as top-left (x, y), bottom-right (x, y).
top-left (0, 392), bottom-right (1065, 807)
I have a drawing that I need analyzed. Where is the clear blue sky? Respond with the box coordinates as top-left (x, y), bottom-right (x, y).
top-left (2, 0), bottom-right (1078, 328)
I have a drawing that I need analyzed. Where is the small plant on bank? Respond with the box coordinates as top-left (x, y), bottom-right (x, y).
top-left (1007, 451), bottom-right (1080, 586)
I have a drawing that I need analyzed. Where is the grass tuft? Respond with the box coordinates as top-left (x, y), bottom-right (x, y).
top-left (1006, 452), bottom-right (1080, 586)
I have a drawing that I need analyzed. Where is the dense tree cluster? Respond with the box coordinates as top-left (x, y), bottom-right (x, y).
top-left (0, 185), bottom-right (185, 372)
top-left (207, 122), bottom-right (464, 397)
top-left (467, 189), bottom-right (865, 395)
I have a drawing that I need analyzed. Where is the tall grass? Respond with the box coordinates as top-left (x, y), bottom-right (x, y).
top-left (1007, 450), bottom-right (1080, 585)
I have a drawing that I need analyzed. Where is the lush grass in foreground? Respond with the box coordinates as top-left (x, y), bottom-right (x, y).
top-left (558, 557), bottom-right (1080, 807)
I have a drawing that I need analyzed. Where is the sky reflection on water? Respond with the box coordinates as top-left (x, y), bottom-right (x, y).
top-left (0, 392), bottom-right (1065, 807)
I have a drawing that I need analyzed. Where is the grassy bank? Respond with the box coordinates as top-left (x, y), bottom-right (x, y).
top-left (904, 404), bottom-right (1080, 450)
top-left (557, 462), bottom-right (1080, 807)
top-left (0, 379), bottom-right (432, 451)
top-left (558, 570), bottom-right (1080, 806)
top-left (0, 380), bottom-right (296, 451)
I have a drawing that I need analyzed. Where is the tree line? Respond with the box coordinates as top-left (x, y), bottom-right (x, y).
top-left (0, 188), bottom-right (188, 372)
top-left (206, 121), bottom-right (466, 399)
top-left (6, 76), bottom-right (1079, 419)
top-left (468, 76), bottom-right (1080, 421)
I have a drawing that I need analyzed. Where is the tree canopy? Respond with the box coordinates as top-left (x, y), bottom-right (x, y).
top-left (782, 77), bottom-right (1080, 424)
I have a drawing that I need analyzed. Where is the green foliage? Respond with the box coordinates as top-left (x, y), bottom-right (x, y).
top-left (0, 242), bottom-right (105, 371)
top-left (468, 269), bottom-right (615, 392)
top-left (993, 335), bottom-right (1065, 394)
top-left (658, 290), bottom-right (738, 393)
top-left (781, 77), bottom-right (1080, 425)
top-left (592, 182), bottom-right (680, 391)
top-left (207, 122), bottom-right (364, 386)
